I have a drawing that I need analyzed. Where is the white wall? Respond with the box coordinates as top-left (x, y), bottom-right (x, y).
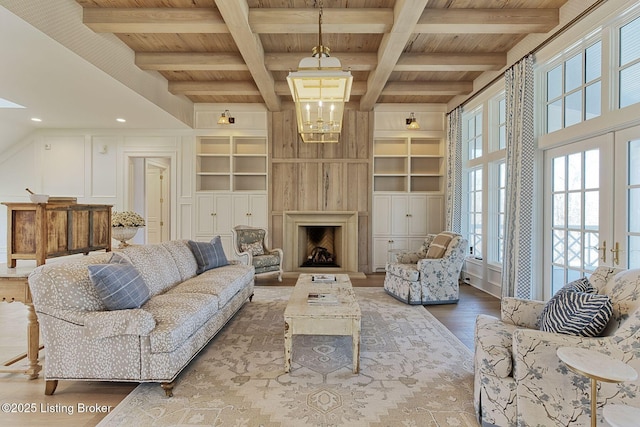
top-left (0, 130), bottom-right (195, 263)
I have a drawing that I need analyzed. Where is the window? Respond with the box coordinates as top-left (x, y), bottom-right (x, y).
top-left (467, 167), bottom-right (483, 259)
top-left (618, 16), bottom-right (640, 108)
top-left (493, 161), bottom-right (507, 264)
top-left (544, 40), bottom-right (602, 133)
top-left (464, 109), bottom-right (483, 160)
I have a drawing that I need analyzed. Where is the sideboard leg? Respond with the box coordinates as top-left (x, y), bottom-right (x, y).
top-left (161, 382), bottom-right (174, 397)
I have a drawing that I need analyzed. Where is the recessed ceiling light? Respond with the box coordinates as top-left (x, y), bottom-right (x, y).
top-left (116, 118), bottom-right (126, 123)
top-left (31, 117), bottom-right (42, 122)
top-left (0, 97), bottom-right (25, 109)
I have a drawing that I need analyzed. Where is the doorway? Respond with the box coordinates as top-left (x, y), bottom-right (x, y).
top-left (128, 157), bottom-right (172, 245)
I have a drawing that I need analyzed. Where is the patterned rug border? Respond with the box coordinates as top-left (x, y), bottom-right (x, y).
top-left (99, 286), bottom-right (477, 427)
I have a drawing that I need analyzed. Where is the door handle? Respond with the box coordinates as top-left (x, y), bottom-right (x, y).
top-left (596, 241), bottom-right (606, 263)
top-left (610, 242), bottom-right (621, 266)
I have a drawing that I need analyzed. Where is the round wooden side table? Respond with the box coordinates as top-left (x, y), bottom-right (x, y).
top-left (557, 347), bottom-right (638, 427)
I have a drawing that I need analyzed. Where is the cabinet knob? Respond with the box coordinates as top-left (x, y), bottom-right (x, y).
top-left (388, 240), bottom-right (393, 243)
top-left (211, 212), bottom-right (216, 216)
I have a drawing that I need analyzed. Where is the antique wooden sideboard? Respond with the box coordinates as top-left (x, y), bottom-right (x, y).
top-left (3, 202), bottom-right (112, 267)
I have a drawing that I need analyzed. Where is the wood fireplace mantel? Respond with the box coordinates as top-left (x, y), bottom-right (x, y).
top-left (283, 211), bottom-right (358, 273)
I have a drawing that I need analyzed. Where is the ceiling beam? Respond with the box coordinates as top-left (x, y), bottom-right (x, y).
top-left (395, 53), bottom-right (506, 71)
top-left (136, 53), bottom-right (249, 71)
top-left (360, 0), bottom-right (431, 111)
top-left (382, 81), bottom-right (473, 96)
top-left (415, 9), bottom-right (559, 34)
top-left (82, 8), bottom-right (229, 33)
top-left (169, 81), bottom-right (259, 96)
top-left (249, 9), bottom-right (393, 34)
top-left (215, 0), bottom-right (280, 111)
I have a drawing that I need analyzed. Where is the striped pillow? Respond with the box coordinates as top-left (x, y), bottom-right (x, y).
top-left (88, 259), bottom-right (150, 310)
top-left (536, 277), bottom-right (595, 328)
top-left (425, 232), bottom-right (456, 259)
top-left (539, 291), bottom-right (612, 337)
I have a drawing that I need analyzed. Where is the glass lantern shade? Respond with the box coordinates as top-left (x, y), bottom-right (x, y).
top-left (287, 56), bottom-right (353, 143)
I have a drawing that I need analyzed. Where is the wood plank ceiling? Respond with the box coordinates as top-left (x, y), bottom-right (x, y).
top-left (75, 0), bottom-right (569, 111)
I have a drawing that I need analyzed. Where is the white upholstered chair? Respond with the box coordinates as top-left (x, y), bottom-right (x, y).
top-left (383, 232), bottom-right (467, 305)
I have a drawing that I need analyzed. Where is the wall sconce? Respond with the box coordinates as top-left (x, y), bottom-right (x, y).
top-left (217, 110), bottom-right (235, 125)
top-left (406, 112), bottom-right (420, 130)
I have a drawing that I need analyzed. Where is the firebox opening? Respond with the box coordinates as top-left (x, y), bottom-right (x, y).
top-left (300, 226), bottom-right (340, 268)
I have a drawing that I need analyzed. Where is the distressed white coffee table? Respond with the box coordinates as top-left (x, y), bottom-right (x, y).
top-left (284, 273), bottom-right (361, 373)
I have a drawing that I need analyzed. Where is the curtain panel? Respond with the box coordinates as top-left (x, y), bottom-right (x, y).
top-left (446, 106), bottom-right (463, 233)
top-left (502, 54), bottom-right (536, 299)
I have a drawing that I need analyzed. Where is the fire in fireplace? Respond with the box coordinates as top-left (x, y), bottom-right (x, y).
top-left (301, 226), bottom-right (340, 268)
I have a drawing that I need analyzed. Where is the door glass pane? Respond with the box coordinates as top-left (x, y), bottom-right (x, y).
top-left (549, 148), bottom-right (600, 294)
top-left (629, 236), bottom-right (640, 269)
top-left (629, 187), bottom-right (640, 233)
top-left (630, 139), bottom-right (640, 185)
top-left (568, 153), bottom-right (582, 190)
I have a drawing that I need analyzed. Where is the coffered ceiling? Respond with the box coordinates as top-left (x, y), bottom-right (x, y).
top-left (75, 0), bottom-right (570, 111)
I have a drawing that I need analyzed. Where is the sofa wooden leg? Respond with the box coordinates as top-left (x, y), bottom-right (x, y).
top-left (45, 380), bottom-right (58, 395)
top-left (249, 293), bottom-right (254, 302)
top-left (161, 382), bottom-right (174, 397)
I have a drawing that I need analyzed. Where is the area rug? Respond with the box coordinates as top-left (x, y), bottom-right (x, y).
top-left (98, 287), bottom-right (478, 426)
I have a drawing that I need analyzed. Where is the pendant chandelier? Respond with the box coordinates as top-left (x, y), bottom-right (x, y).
top-left (286, 0), bottom-right (353, 143)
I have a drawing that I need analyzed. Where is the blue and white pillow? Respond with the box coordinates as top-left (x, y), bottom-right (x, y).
top-left (537, 277), bottom-right (595, 327)
top-left (188, 236), bottom-right (229, 274)
top-left (88, 257), bottom-right (150, 311)
top-left (539, 287), bottom-right (612, 337)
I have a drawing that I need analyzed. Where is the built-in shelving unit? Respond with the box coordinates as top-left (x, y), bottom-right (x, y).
top-left (373, 137), bottom-right (444, 193)
top-left (196, 136), bottom-right (267, 192)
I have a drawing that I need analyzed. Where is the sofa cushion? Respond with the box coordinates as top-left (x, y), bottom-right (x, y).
top-left (88, 260), bottom-right (150, 311)
top-left (143, 293), bottom-right (220, 353)
top-left (117, 244), bottom-right (182, 296)
top-left (188, 236), bottom-right (229, 274)
top-left (539, 291), bottom-right (612, 337)
top-left (161, 240), bottom-right (198, 281)
top-left (166, 263), bottom-right (254, 307)
top-left (426, 232), bottom-right (456, 259)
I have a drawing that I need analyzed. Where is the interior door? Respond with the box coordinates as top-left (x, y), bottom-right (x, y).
top-left (543, 134), bottom-right (613, 298)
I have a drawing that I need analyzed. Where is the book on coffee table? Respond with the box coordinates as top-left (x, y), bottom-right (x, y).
top-left (311, 274), bottom-right (337, 283)
top-left (307, 292), bottom-right (339, 305)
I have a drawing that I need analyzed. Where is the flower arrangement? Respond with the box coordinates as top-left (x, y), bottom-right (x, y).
top-left (112, 211), bottom-right (145, 228)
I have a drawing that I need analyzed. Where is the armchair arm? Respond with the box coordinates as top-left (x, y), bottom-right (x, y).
top-left (267, 247), bottom-right (283, 259)
top-left (235, 250), bottom-right (252, 266)
top-left (36, 307), bottom-right (156, 339)
top-left (501, 297), bottom-right (546, 329)
top-left (394, 251), bottom-right (425, 264)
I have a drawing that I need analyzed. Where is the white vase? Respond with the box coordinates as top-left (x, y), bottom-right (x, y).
top-left (112, 226), bottom-right (139, 248)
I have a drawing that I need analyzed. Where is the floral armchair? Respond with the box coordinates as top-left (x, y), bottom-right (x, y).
top-left (231, 225), bottom-right (283, 281)
top-left (474, 266), bottom-right (640, 426)
top-left (383, 232), bottom-right (467, 305)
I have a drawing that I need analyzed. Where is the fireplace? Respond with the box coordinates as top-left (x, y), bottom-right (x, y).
top-left (283, 211), bottom-right (358, 273)
top-left (301, 226), bottom-right (340, 268)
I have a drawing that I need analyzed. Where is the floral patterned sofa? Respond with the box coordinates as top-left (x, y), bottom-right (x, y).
top-left (28, 240), bottom-right (254, 397)
top-left (383, 232), bottom-right (467, 305)
top-left (474, 266), bottom-right (640, 426)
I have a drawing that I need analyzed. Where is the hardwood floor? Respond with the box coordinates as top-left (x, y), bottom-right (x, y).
top-left (0, 273), bottom-right (499, 426)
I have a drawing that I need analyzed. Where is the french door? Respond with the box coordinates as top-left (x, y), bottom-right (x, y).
top-left (544, 124), bottom-right (640, 298)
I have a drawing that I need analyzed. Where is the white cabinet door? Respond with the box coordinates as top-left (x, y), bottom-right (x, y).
top-left (390, 195), bottom-right (409, 235)
top-left (213, 194), bottom-right (232, 234)
top-left (373, 195), bottom-right (392, 235)
top-left (248, 194), bottom-right (268, 228)
top-left (195, 193), bottom-right (215, 235)
top-left (425, 194), bottom-right (444, 234)
top-left (408, 194), bottom-right (428, 236)
top-left (195, 193), bottom-right (232, 236)
top-left (232, 194), bottom-right (251, 226)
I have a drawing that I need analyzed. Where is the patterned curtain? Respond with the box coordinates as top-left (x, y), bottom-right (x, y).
top-left (502, 54), bottom-right (536, 299)
top-left (446, 107), bottom-right (463, 233)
